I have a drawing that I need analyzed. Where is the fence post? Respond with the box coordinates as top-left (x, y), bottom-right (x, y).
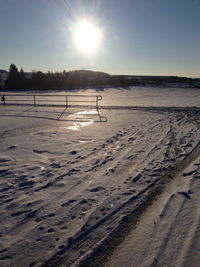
top-left (96, 96), bottom-right (99, 112)
top-left (34, 95), bottom-right (36, 107)
top-left (1, 95), bottom-right (6, 105)
top-left (66, 95), bottom-right (68, 108)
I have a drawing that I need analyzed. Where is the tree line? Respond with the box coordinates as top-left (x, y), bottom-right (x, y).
top-left (4, 64), bottom-right (112, 91)
top-left (3, 64), bottom-right (199, 91)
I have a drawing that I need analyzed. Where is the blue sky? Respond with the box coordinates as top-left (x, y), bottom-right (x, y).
top-left (0, 0), bottom-right (200, 77)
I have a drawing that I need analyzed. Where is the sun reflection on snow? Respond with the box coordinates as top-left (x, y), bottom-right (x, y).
top-left (61, 110), bottom-right (97, 131)
top-left (64, 121), bottom-right (94, 131)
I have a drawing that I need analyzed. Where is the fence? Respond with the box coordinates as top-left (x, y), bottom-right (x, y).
top-left (0, 94), bottom-right (102, 111)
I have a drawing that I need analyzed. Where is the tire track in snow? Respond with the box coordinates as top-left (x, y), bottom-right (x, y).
top-left (73, 141), bottom-right (200, 267)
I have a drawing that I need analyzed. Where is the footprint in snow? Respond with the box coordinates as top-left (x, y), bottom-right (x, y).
top-left (58, 245), bottom-right (65, 250)
top-left (69, 151), bottom-right (77, 155)
top-left (19, 180), bottom-right (34, 189)
top-left (0, 157), bottom-right (12, 163)
top-left (182, 170), bottom-right (196, 176)
top-left (50, 163), bottom-right (61, 168)
top-left (23, 210), bottom-right (38, 220)
top-left (47, 228), bottom-right (55, 233)
top-left (35, 182), bottom-right (53, 191)
top-left (0, 186), bottom-right (11, 193)
top-left (0, 255), bottom-right (12, 261)
top-left (8, 145), bottom-right (18, 149)
top-left (90, 186), bottom-right (105, 192)
top-left (11, 209), bottom-right (32, 217)
top-left (0, 248), bottom-right (7, 254)
top-left (61, 199), bottom-right (77, 207)
top-left (32, 149), bottom-right (48, 154)
top-left (2, 198), bottom-right (14, 204)
top-left (0, 169), bottom-right (10, 175)
top-left (177, 191), bottom-right (192, 199)
top-left (79, 199), bottom-right (88, 205)
top-left (35, 213), bottom-right (55, 222)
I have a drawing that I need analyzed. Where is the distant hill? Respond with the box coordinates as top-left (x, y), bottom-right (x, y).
top-left (0, 69), bottom-right (8, 74)
top-left (68, 69), bottom-right (110, 78)
top-left (111, 74), bottom-right (200, 88)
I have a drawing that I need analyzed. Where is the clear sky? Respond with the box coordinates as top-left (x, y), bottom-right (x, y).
top-left (0, 0), bottom-right (200, 77)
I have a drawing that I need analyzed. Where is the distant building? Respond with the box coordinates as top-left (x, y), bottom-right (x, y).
top-left (0, 70), bottom-right (8, 88)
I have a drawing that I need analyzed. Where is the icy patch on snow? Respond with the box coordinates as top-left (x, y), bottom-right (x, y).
top-left (61, 110), bottom-right (97, 131)
top-left (74, 110), bottom-right (98, 115)
top-left (62, 121), bottom-right (94, 131)
top-left (78, 139), bottom-right (94, 143)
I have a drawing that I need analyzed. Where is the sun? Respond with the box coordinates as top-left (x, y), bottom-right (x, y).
top-left (73, 20), bottom-right (102, 54)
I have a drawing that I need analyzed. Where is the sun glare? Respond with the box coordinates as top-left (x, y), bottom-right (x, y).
top-left (73, 20), bottom-right (102, 54)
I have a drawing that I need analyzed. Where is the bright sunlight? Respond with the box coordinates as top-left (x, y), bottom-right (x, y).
top-left (73, 20), bottom-right (102, 54)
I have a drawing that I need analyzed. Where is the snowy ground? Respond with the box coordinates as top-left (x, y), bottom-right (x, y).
top-left (0, 87), bottom-right (200, 266)
top-left (104, 154), bottom-right (200, 267)
top-left (1, 86), bottom-right (200, 107)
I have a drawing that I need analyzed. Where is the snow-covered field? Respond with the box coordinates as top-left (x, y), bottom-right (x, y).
top-left (1, 86), bottom-right (200, 107)
top-left (0, 87), bottom-right (200, 266)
